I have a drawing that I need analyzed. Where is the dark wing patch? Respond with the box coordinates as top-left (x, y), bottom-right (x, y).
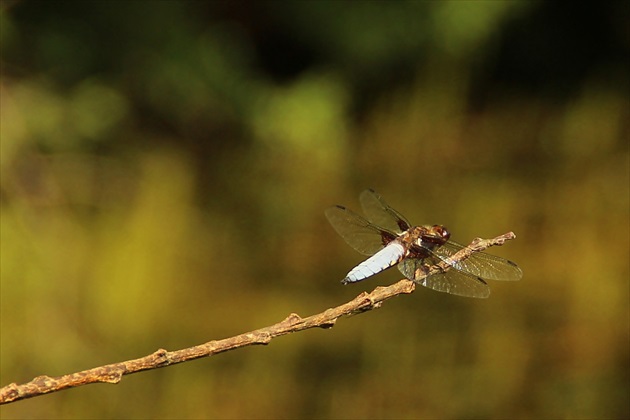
top-left (325, 205), bottom-right (397, 256)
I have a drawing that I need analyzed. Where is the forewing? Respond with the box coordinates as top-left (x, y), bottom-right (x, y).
top-left (435, 240), bottom-right (523, 281)
top-left (398, 257), bottom-right (491, 298)
top-left (359, 189), bottom-right (411, 234)
top-left (325, 205), bottom-right (397, 256)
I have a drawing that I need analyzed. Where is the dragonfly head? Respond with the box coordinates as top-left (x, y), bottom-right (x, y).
top-left (420, 225), bottom-right (451, 246)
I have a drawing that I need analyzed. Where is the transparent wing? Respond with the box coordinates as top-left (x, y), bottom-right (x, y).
top-left (325, 205), bottom-right (397, 256)
top-left (359, 189), bottom-right (411, 234)
top-left (398, 257), bottom-right (491, 298)
top-left (435, 240), bottom-right (523, 281)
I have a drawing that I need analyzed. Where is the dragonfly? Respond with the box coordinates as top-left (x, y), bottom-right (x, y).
top-left (325, 189), bottom-right (522, 298)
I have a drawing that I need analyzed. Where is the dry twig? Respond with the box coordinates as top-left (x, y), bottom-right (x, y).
top-left (0, 232), bottom-right (516, 404)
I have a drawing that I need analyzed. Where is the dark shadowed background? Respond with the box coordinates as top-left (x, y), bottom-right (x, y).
top-left (1, 1), bottom-right (628, 418)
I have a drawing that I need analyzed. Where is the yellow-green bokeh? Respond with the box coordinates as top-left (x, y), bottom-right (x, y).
top-left (1, 2), bottom-right (628, 419)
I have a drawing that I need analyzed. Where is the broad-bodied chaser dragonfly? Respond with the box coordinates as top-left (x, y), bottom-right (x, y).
top-left (325, 189), bottom-right (522, 298)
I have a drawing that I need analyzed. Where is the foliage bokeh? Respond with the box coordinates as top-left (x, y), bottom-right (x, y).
top-left (1, 1), bottom-right (628, 418)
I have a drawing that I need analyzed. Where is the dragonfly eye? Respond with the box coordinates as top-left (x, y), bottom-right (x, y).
top-left (420, 225), bottom-right (451, 247)
top-left (433, 225), bottom-right (451, 241)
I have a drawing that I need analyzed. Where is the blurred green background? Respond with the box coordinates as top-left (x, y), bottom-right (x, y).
top-left (1, 1), bottom-right (628, 418)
